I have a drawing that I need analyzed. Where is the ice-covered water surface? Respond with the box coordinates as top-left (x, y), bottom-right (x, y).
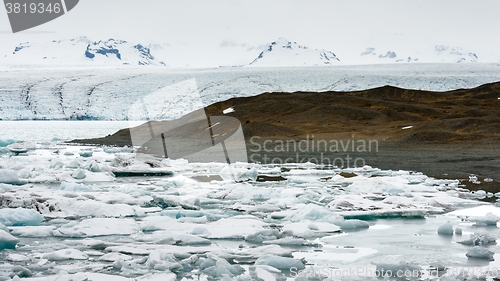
top-left (1, 64), bottom-right (500, 120)
top-left (0, 144), bottom-right (499, 281)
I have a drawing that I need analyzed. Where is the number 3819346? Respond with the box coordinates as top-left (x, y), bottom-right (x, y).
top-left (5, 2), bottom-right (62, 14)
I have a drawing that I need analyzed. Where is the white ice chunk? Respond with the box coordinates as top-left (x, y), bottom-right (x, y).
top-left (6, 253), bottom-right (29, 262)
top-left (60, 182), bottom-right (93, 192)
top-left (0, 208), bottom-right (44, 226)
top-left (71, 168), bottom-right (86, 179)
top-left (458, 234), bottom-right (496, 246)
top-left (285, 204), bottom-right (340, 223)
top-left (245, 230), bottom-right (279, 244)
top-left (0, 264), bottom-right (32, 278)
top-left (466, 246), bottom-right (495, 261)
top-left (136, 273), bottom-right (177, 281)
top-left (448, 205), bottom-right (500, 217)
top-left (79, 151), bottom-right (93, 158)
top-left (254, 266), bottom-right (277, 281)
top-left (202, 257), bottom-right (245, 279)
top-left (469, 212), bottom-right (500, 226)
top-left (43, 248), bottom-right (89, 261)
top-left (220, 165), bottom-right (258, 182)
top-left (437, 222), bottom-right (454, 235)
top-left (255, 255), bottom-right (305, 270)
top-left (98, 252), bottom-right (133, 262)
top-left (146, 249), bottom-right (183, 271)
top-left (54, 218), bottom-right (140, 237)
top-left (9, 226), bottom-right (55, 237)
top-left (282, 221), bottom-right (341, 238)
top-left (333, 219), bottom-right (370, 230)
top-left (263, 237), bottom-right (318, 247)
top-left (203, 217), bottom-right (268, 239)
top-left (0, 169), bottom-right (23, 185)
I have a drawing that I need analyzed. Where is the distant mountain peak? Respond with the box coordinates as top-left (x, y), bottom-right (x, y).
top-left (248, 38), bottom-right (340, 67)
top-left (434, 45), bottom-right (478, 63)
top-left (4, 37), bottom-right (166, 67)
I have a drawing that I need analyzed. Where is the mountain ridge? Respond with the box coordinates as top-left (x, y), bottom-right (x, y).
top-left (0, 37), bottom-right (491, 68)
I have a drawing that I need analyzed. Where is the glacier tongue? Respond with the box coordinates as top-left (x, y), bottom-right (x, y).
top-left (2, 65), bottom-right (500, 120)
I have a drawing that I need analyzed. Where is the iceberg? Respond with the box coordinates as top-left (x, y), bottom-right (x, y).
top-left (71, 168), bottom-right (86, 180)
top-left (469, 212), bottom-right (500, 226)
top-left (466, 246), bottom-right (495, 261)
top-left (201, 257), bottom-right (245, 279)
top-left (458, 234), bottom-right (496, 246)
top-left (0, 208), bottom-right (44, 226)
top-left (245, 229), bottom-right (279, 244)
top-left (262, 237), bottom-right (319, 247)
top-left (0, 139), bottom-right (16, 147)
top-left (0, 229), bottom-right (19, 250)
top-left (255, 255), bottom-right (306, 270)
top-left (54, 218), bottom-right (140, 237)
top-left (0, 169), bottom-right (23, 185)
top-left (220, 165), bottom-right (258, 182)
top-left (437, 222), bottom-right (454, 235)
top-left (60, 181), bottom-right (93, 192)
top-left (43, 248), bottom-right (89, 261)
top-left (333, 219), bottom-right (370, 230)
top-left (9, 225), bottom-right (55, 237)
top-left (0, 264), bottom-right (32, 278)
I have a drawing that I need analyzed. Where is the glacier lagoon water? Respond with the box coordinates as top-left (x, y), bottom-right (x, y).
top-left (0, 122), bottom-right (499, 280)
top-left (1, 65), bottom-right (500, 280)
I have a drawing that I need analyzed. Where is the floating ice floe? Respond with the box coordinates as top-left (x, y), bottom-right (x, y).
top-left (457, 234), bottom-right (496, 246)
top-left (219, 165), bottom-right (258, 182)
top-left (0, 208), bottom-right (44, 226)
top-left (0, 264), bottom-right (32, 278)
top-left (281, 221), bottom-right (341, 238)
top-left (465, 246), bottom-right (495, 261)
top-left (448, 205), bottom-right (500, 226)
top-left (437, 222), bottom-right (454, 235)
top-left (255, 255), bottom-right (306, 271)
top-left (6, 142), bottom-right (31, 155)
top-left (53, 218), bottom-right (141, 237)
top-left (0, 229), bottom-right (19, 250)
top-left (0, 169), bottom-right (24, 185)
top-left (0, 142), bottom-right (499, 279)
top-left (469, 212), bottom-right (500, 226)
top-left (43, 248), bottom-right (89, 261)
top-left (9, 225), bottom-right (56, 237)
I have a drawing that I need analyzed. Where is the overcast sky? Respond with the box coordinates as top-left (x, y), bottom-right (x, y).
top-left (1, 0), bottom-right (499, 64)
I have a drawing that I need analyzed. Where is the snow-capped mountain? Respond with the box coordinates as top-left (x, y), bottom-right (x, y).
top-left (248, 38), bottom-right (341, 67)
top-left (433, 45), bottom-right (478, 63)
top-left (0, 36), bottom-right (492, 69)
top-left (359, 45), bottom-right (479, 64)
top-left (1, 37), bottom-right (166, 67)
